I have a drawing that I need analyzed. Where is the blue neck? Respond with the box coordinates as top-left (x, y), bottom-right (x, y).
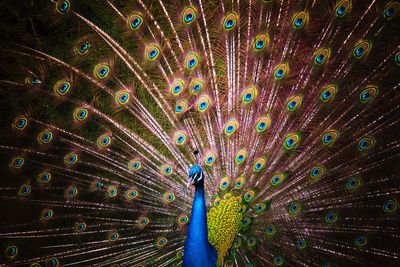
top-left (183, 183), bottom-right (217, 267)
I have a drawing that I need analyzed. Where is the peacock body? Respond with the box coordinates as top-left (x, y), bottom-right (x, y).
top-left (0, 0), bottom-right (400, 266)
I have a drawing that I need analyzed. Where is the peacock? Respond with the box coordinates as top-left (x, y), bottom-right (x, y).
top-left (0, 0), bottom-right (400, 266)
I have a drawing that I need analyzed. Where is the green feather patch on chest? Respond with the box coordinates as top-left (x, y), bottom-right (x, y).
top-left (207, 194), bottom-right (243, 265)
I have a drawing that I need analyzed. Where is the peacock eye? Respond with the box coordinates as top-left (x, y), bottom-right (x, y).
top-left (223, 13), bottom-right (238, 30)
top-left (223, 118), bottom-right (238, 137)
top-left (383, 199), bottom-right (398, 213)
top-left (97, 133), bottom-right (112, 148)
top-left (170, 78), bottom-right (185, 96)
top-left (357, 136), bottom-right (375, 152)
top-left (252, 157), bottom-right (266, 172)
top-left (325, 211), bottom-right (338, 224)
top-left (173, 130), bottom-right (187, 146)
top-left (353, 40), bottom-right (372, 59)
top-left (346, 177), bottom-right (361, 191)
top-left (335, 0), bottom-right (352, 17)
top-left (219, 177), bottom-right (230, 190)
top-left (50, 259), bottom-right (59, 267)
top-left (128, 13), bottom-right (143, 30)
top-left (37, 171), bottom-right (52, 184)
top-left (233, 237), bottom-right (241, 248)
top-left (19, 184), bottom-right (31, 197)
top-left (292, 11), bottom-right (308, 29)
top-left (161, 164), bottom-right (173, 176)
top-left (234, 148), bottom-right (247, 165)
top-left (189, 78), bottom-right (204, 95)
top-left (125, 189), bottom-right (138, 200)
top-left (175, 99), bottom-right (188, 115)
top-left (270, 172), bottom-right (286, 186)
top-left (150, 51), bottom-right (156, 57)
top-left (274, 63), bottom-right (289, 80)
top-left (64, 152), bottom-right (78, 165)
top-left (178, 214), bottom-right (189, 225)
top-left (12, 115), bottom-right (28, 131)
top-left (26, 76), bottom-right (41, 85)
top-left (115, 90), bottom-right (130, 105)
top-left (274, 255), bottom-right (284, 266)
top-left (41, 209), bottom-right (54, 221)
top-left (196, 94), bottom-right (212, 112)
top-left (296, 238), bottom-right (307, 250)
top-left (9, 156), bottom-right (24, 169)
top-left (234, 176), bottom-right (245, 189)
top-left (182, 6), bottom-right (197, 24)
top-left (243, 190), bottom-right (255, 202)
top-left (294, 18), bottom-right (303, 27)
top-left (324, 134), bottom-right (332, 142)
top-left (255, 202), bottom-right (269, 214)
top-left (320, 84), bottom-right (337, 103)
top-left (185, 52), bottom-right (199, 71)
top-left (288, 201), bottom-right (301, 216)
top-left (107, 187), bottom-right (118, 197)
top-left (5, 245), bottom-right (18, 259)
top-left (242, 217), bottom-right (252, 228)
top-left (56, 0), bottom-right (70, 14)
top-left (107, 230), bottom-right (119, 241)
top-left (54, 80), bottom-right (71, 96)
top-left (202, 151), bottom-right (216, 166)
top-left (177, 250), bottom-right (184, 259)
top-left (94, 63), bottom-right (110, 79)
top-left (75, 41), bottom-right (90, 55)
top-left (253, 33), bottom-right (269, 51)
top-left (309, 165), bottom-right (325, 181)
top-left (128, 160), bottom-right (141, 171)
top-left (65, 186), bottom-right (78, 199)
top-left (46, 257), bottom-right (60, 267)
top-left (146, 44), bottom-right (160, 61)
top-left (163, 192), bottom-right (175, 203)
top-left (384, 2), bottom-right (399, 20)
top-left (254, 115), bottom-right (271, 133)
top-left (313, 48), bottom-right (331, 65)
top-left (322, 90), bottom-right (330, 99)
top-left (322, 129), bottom-right (339, 146)
top-left (241, 86), bottom-right (258, 105)
top-left (359, 85), bottom-right (378, 104)
top-left (354, 234), bottom-right (367, 247)
top-left (286, 95), bottom-right (302, 112)
top-left (78, 222), bottom-right (86, 231)
top-left (38, 130), bottom-right (53, 144)
top-left (73, 107), bottom-right (89, 122)
top-left (283, 133), bottom-right (300, 151)
top-left (156, 237), bottom-right (168, 248)
top-left (138, 216), bottom-right (150, 228)
top-left (247, 236), bottom-right (257, 248)
top-left (265, 224), bottom-right (277, 236)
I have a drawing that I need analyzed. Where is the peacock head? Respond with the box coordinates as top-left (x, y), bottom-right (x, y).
top-left (187, 165), bottom-right (204, 187)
